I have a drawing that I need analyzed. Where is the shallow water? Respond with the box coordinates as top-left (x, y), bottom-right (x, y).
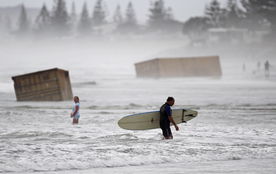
top-left (0, 77), bottom-right (276, 173)
top-left (0, 41), bottom-right (276, 173)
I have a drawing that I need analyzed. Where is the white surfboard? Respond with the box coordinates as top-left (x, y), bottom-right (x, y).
top-left (118, 109), bottom-right (198, 130)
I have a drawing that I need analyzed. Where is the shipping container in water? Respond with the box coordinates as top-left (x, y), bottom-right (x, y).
top-left (12, 68), bottom-right (73, 101)
top-left (135, 56), bottom-right (222, 78)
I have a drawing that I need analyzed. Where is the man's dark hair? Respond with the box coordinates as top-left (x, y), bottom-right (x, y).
top-left (167, 97), bottom-right (174, 102)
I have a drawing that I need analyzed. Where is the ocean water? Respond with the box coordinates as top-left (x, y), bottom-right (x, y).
top-left (0, 41), bottom-right (276, 173)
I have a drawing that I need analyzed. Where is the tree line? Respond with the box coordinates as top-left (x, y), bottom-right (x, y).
top-left (0, 0), bottom-right (181, 38)
top-left (0, 0), bottom-right (275, 40)
top-left (183, 0), bottom-right (276, 41)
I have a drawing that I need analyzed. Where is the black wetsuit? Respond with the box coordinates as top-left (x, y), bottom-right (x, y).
top-left (160, 103), bottom-right (172, 137)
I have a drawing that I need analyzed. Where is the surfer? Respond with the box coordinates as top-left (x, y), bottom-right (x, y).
top-left (160, 97), bottom-right (179, 139)
top-left (71, 96), bottom-right (80, 124)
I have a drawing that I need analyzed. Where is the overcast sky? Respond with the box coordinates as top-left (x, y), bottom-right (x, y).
top-left (0, 0), bottom-right (227, 23)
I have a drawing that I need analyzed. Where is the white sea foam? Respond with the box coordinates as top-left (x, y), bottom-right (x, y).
top-left (0, 41), bottom-right (276, 173)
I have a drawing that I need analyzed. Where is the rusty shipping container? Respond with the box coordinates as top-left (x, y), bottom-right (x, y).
top-left (12, 68), bottom-right (73, 101)
top-left (135, 56), bottom-right (222, 78)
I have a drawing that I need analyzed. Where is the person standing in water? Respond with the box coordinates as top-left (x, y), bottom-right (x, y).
top-left (160, 97), bottom-right (179, 139)
top-left (242, 63), bottom-right (246, 72)
top-left (71, 96), bottom-right (80, 124)
top-left (257, 61), bottom-right (261, 71)
top-left (264, 60), bottom-right (270, 78)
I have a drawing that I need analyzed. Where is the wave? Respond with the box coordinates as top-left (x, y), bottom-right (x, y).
top-left (228, 156), bottom-right (242, 160)
top-left (0, 131), bottom-right (73, 140)
top-left (0, 105), bottom-right (70, 110)
top-left (86, 103), bottom-right (147, 110)
top-left (1, 101), bottom-right (275, 111)
top-left (202, 103), bottom-right (276, 110)
top-left (72, 81), bottom-right (97, 87)
top-left (1, 130), bottom-right (275, 173)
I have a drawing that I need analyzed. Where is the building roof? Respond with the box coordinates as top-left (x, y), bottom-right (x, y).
top-left (135, 55), bottom-right (219, 65)
top-left (11, 68), bottom-right (68, 80)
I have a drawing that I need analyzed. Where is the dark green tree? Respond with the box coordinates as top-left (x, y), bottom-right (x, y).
top-left (148, 0), bottom-right (167, 30)
top-left (147, 0), bottom-right (180, 32)
top-left (117, 2), bottom-right (138, 33)
top-left (166, 7), bottom-right (174, 20)
top-left (183, 17), bottom-right (211, 36)
top-left (4, 15), bottom-right (12, 32)
top-left (35, 4), bottom-right (51, 35)
top-left (224, 0), bottom-right (243, 28)
top-left (205, 0), bottom-right (223, 27)
top-left (78, 2), bottom-right (91, 34)
top-left (241, 0), bottom-right (276, 33)
top-left (17, 4), bottom-right (29, 34)
top-left (70, 1), bottom-right (77, 26)
top-left (113, 4), bottom-right (123, 25)
top-left (51, 0), bottom-right (69, 36)
top-left (92, 0), bottom-right (106, 26)
top-left (125, 2), bottom-right (137, 26)
top-left (183, 17), bottom-right (211, 45)
top-left (262, 0), bottom-right (276, 32)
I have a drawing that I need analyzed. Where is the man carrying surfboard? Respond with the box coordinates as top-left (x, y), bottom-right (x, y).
top-left (160, 97), bottom-right (179, 139)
